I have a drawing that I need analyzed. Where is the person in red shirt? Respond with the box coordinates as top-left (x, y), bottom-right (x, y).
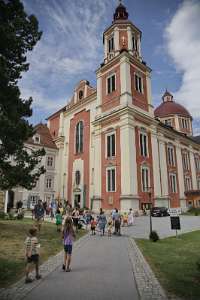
top-left (90, 217), bottom-right (97, 235)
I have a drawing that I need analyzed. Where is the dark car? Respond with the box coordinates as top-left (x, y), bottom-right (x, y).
top-left (151, 207), bottom-right (169, 217)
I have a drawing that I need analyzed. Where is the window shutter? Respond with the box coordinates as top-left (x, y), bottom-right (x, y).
top-left (112, 134), bottom-right (115, 156)
top-left (107, 135), bottom-right (110, 157)
top-left (112, 75), bottom-right (115, 92)
top-left (108, 77), bottom-right (111, 94)
top-left (112, 169), bottom-right (115, 191)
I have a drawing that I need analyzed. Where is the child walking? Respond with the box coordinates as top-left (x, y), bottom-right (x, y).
top-left (24, 227), bottom-right (41, 283)
top-left (107, 217), bottom-right (113, 237)
top-left (55, 209), bottom-right (62, 232)
top-left (62, 216), bottom-right (76, 272)
top-left (90, 217), bottom-right (97, 235)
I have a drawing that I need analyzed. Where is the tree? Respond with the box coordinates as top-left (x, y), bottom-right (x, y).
top-left (0, 0), bottom-right (45, 190)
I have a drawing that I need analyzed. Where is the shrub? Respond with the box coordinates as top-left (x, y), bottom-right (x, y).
top-left (149, 230), bottom-right (159, 242)
top-left (196, 261), bottom-right (200, 275)
top-left (0, 211), bottom-right (6, 219)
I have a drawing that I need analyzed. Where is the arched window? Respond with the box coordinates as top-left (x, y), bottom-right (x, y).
top-left (75, 121), bottom-right (83, 153)
top-left (79, 90), bottom-right (83, 100)
top-left (75, 170), bottom-right (81, 185)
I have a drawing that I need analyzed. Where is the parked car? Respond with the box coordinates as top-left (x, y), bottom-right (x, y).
top-left (151, 207), bottom-right (169, 217)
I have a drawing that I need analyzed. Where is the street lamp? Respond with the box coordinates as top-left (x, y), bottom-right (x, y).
top-left (148, 187), bottom-right (153, 235)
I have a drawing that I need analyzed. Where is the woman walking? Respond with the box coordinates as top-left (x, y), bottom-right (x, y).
top-left (98, 210), bottom-right (107, 236)
top-left (62, 217), bottom-right (76, 272)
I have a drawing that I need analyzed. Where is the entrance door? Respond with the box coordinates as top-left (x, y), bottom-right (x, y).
top-left (7, 190), bottom-right (14, 211)
top-left (74, 194), bottom-right (81, 208)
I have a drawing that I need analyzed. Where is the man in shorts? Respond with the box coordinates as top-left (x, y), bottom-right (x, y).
top-left (34, 200), bottom-right (44, 232)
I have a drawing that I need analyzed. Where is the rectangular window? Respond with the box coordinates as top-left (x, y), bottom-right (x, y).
top-left (184, 176), bottom-right (192, 191)
top-left (140, 132), bottom-right (148, 157)
top-left (47, 156), bottom-right (53, 167)
top-left (167, 145), bottom-right (175, 166)
top-left (107, 74), bottom-right (116, 94)
top-left (107, 167), bottom-right (116, 192)
top-left (182, 152), bottom-right (190, 171)
top-left (195, 155), bottom-right (200, 172)
top-left (107, 133), bottom-right (115, 158)
top-left (197, 177), bottom-right (200, 190)
top-left (132, 35), bottom-right (138, 51)
top-left (169, 173), bottom-right (177, 193)
top-left (141, 166), bottom-right (149, 192)
top-left (46, 178), bottom-right (53, 189)
top-left (108, 36), bottom-right (114, 52)
top-left (135, 74), bottom-right (143, 93)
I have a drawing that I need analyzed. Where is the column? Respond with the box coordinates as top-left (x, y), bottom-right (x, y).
top-left (93, 126), bottom-right (101, 199)
top-left (127, 26), bottom-right (132, 51)
top-left (176, 145), bottom-right (185, 198)
top-left (120, 115), bottom-right (137, 196)
top-left (190, 150), bottom-right (197, 189)
top-left (96, 72), bottom-right (102, 115)
top-left (159, 139), bottom-right (169, 196)
top-left (4, 190), bottom-right (8, 213)
top-left (120, 55), bottom-right (132, 106)
top-left (151, 132), bottom-right (161, 197)
top-left (104, 36), bottom-right (108, 59)
top-left (58, 112), bottom-right (64, 136)
top-left (114, 27), bottom-right (119, 53)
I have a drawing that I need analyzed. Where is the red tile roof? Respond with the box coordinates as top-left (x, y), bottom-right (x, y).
top-left (26, 123), bottom-right (57, 149)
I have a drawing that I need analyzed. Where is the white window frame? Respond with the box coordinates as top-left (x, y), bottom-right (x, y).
top-left (134, 73), bottom-right (143, 93)
top-left (167, 145), bottom-right (175, 166)
top-left (106, 131), bottom-right (116, 158)
top-left (182, 151), bottom-right (190, 171)
top-left (107, 73), bottom-right (116, 94)
top-left (108, 35), bottom-right (114, 53)
top-left (140, 131), bottom-right (148, 157)
top-left (47, 156), bottom-right (54, 167)
top-left (169, 173), bottom-right (177, 193)
top-left (106, 167), bottom-right (116, 192)
top-left (46, 177), bottom-right (53, 189)
top-left (197, 177), bottom-right (200, 190)
top-left (141, 165), bottom-right (150, 192)
top-left (184, 176), bottom-right (192, 191)
top-left (195, 155), bottom-right (200, 172)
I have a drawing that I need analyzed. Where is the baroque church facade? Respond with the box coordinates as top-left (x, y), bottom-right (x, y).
top-left (47, 3), bottom-right (200, 211)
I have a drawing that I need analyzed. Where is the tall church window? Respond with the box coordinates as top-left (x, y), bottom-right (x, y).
top-left (108, 36), bottom-right (114, 52)
top-left (132, 35), bottom-right (138, 51)
top-left (184, 176), bottom-right (192, 191)
top-left (107, 74), bottom-right (116, 94)
top-left (107, 132), bottom-right (116, 158)
top-left (167, 145), bottom-right (175, 166)
top-left (169, 173), bottom-right (177, 193)
top-left (195, 155), bottom-right (200, 172)
top-left (141, 166), bottom-right (149, 192)
top-left (75, 121), bottom-right (83, 153)
top-left (182, 151), bottom-right (190, 171)
top-left (140, 132), bottom-right (148, 157)
top-left (135, 74), bottom-right (143, 93)
top-left (107, 167), bottom-right (116, 192)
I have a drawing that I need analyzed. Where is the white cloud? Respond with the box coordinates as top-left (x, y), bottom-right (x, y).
top-left (165, 0), bottom-right (200, 120)
top-left (20, 0), bottom-right (114, 117)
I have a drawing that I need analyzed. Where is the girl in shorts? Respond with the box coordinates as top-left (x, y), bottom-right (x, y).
top-left (62, 216), bottom-right (76, 272)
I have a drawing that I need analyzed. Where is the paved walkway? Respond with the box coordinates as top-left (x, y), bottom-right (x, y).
top-left (25, 235), bottom-right (139, 300)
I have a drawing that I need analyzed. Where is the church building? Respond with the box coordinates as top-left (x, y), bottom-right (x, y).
top-left (47, 3), bottom-right (200, 211)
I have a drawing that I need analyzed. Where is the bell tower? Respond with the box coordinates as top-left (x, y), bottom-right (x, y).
top-left (103, 1), bottom-right (142, 64)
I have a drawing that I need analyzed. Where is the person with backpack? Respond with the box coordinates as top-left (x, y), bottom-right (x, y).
top-left (62, 217), bottom-right (76, 272)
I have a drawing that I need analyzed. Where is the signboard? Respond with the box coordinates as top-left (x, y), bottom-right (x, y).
top-left (168, 208), bottom-right (182, 216)
top-left (170, 216), bottom-right (181, 230)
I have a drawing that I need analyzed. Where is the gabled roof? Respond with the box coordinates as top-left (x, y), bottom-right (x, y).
top-left (26, 123), bottom-right (57, 149)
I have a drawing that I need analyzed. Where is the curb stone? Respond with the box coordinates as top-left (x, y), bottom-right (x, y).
top-left (0, 233), bottom-right (90, 300)
top-left (127, 238), bottom-right (168, 300)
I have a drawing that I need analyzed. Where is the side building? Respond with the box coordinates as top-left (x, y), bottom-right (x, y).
top-left (47, 3), bottom-right (200, 211)
top-left (4, 123), bottom-right (58, 212)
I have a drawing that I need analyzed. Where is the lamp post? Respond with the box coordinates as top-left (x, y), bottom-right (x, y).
top-left (62, 173), bottom-right (66, 200)
top-left (148, 187), bottom-right (153, 236)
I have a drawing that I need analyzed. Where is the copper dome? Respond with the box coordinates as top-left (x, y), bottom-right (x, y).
top-left (154, 91), bottom-right (192, 119)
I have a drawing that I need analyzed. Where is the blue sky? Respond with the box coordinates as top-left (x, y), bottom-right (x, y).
top-left (20, 0), bottom-right (200, 134)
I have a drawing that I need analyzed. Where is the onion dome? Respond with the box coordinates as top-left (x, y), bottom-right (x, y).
top-left (113, 1), bottom-right (128, 21)
top-left (154, 90), bottom-right (192, 119)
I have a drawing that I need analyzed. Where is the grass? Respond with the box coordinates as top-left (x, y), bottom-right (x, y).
top-left (182, 207), bottom-right (200, 216)
top-left (0, 218), bottom-right (86, 288)
top-left (136, 231), bottom-right (200, 300)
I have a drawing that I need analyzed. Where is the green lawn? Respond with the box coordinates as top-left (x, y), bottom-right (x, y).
top-left (136, 231), bottom-right (200, 300)
top-left (0, 218), bottom-right (86, 287)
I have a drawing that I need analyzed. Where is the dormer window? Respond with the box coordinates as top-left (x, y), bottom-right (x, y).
top-left (33, 134), bottom-right (40, 144)
top-left (79, 90), bottom-right (83, 100)
top-left (108, 36), bottom-right (114, 53)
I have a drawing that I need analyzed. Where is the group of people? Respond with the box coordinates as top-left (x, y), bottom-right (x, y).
top-left (25, 202), bottom-right (136, 283)
top-left (90, 208), bottom-right (135, 237)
